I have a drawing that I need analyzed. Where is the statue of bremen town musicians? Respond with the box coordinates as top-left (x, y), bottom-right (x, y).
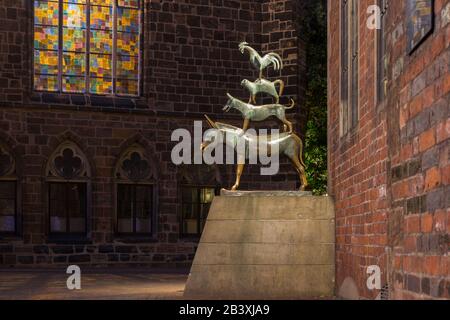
top-left (201, 42), bottom-right (308, 192)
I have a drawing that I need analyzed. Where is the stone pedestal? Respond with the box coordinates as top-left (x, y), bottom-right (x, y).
top-left (184, 191), bottom-right (336, 300)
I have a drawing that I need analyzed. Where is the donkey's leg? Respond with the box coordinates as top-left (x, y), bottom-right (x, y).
top-left (231, 163), bottom-right (245, 191)
top-left (248, 96), bottom-right (253, 104)
top-left (290, 156), bottom-right (308, 191)
top-left (252, 95), bottom-right (257, 104)
top-left (242, 118), bottom-right (250, 133)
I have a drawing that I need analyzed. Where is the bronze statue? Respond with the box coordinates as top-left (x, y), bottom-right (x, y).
top-left (241, 78), bottom-right (285, 104)
top-left (200, 42), bottom-right (307, 191)
top-left (201, 116), bottom-right (308, 191)
top-left (223, 93), bottom-right (295, 133)
top-left (239, 42), bottom-right (283, 79)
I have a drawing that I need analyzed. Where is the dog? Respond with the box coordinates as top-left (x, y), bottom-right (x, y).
top-left (223, 93), bottom-right (296, 133)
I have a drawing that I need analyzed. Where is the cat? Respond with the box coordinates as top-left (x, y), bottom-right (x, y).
top-left (241, 78), bottom-right (284, 104)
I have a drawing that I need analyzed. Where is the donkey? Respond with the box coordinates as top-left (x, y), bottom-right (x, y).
top-left (223, 93), bottom-right (296, 133)
top-left (201, 116), bottom-right (308, 191)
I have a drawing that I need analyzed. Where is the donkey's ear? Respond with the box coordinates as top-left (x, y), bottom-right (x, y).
top-left (204, 115), bottom-right (217, 129)
top-left (227, 93), bottom-right (233, 99)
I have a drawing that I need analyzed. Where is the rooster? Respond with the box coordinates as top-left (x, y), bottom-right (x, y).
top-left (239, 42), bottom-right (284, 79)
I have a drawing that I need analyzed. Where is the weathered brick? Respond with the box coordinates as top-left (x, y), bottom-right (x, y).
top-left (33, 246), bottom-right (49, 254)
top-left (115, 246), bottom-right (138, 254)
top-left (427, 188), bottom-right (445, 212)
top-left (424, 167), bottom-right (441, 191)
top-left (51, 246), bottom-right (74, 255)
top-left (0, 245), bottom-right (13, 253)
top-left (98, 245), bottom-right (114, 253)
top-left (53, 256), bottom-right (67, 263)
top-left (406, 274), bottom-right (421, 293)
top-left (17, 256), bottom-right (33, 264)
top-left (421, 277), bottom-right (431, 295)
top-left (68, 254), bottom-right (91, 263)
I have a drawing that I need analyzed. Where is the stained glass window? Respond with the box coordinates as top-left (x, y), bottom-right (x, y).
top-left (33, 0), bottom-right (141, 96)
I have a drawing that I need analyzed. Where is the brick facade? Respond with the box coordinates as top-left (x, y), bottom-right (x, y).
top-left (328, 0), bottom-right (449, 299)
top-left (0, 0), bottom-right (307, 267)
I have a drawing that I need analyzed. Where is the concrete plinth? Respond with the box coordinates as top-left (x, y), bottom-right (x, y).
top-left (184, 192), bottom-right (336, 300)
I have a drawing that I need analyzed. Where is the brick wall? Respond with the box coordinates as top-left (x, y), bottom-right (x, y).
top-left (328, 0), bottom-right (449, 299)
top-left (0, 0), bottom-right (307, 266)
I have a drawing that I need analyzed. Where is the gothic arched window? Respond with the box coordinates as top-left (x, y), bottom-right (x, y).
top-left (46, 143), bottom-right (91, 237)
top-left (115, 146), bottom-right (157, 236)
top-left (0, 146), bottom-right (17, 235)
top-left (33, 0), bottom-right (141, 96)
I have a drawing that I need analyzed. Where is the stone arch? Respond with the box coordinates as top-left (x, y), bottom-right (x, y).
top-left (114, 144), bottom-right (158, 182)
top-left (0, 135), bottom-right (21, 235)
top-left (114, 134), bottom-right (159, 182)
top-left (44, 130), bottom-right (95, 178)
top-left (0, 142), bottom-right (17, 178)
top-left (113, 136), bottom-right (159, 237)
top-left (45, 141), bottom-right (92, 180)
top-left (0, 132), bottom-right (22, 178)
top-left (44, 135), bottom-right (93, 238)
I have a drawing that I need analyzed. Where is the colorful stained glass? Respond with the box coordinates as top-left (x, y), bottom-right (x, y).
top-left (63, 28), bottom-right (86, 51)
top-left (116, 55), bottom-right (138, 78)
top-left (90, 5), bottom-right (113, 30)
top-left (116, 79), bottom-right (138, 96)
top-left (117, 8), bottom-right (139, 33)
top-left (34, 1), bottom-right (140, 96)
top-left (34, 26), bottom-right (59, 50)
top-left (34, 1), bottom-right (59, 26)
top-left (34, 74), bottom-right (59, 91)
top-left (63, 3), bottom-right (86, 28)
top-left (89, 78), bottom-right (112, 94)
top-left (90, 0), bottom-right (112, 5)
top-left (62, 52), bottom-right (86, 75)
top-left (62, 76), bottom-right (85, 93)
top-left (90, 30), bottom-right (112, 53)
top-left (89, 54), bottom-right (112, 77)
top-left (34, 50), bottom-right (59, 74)
top-left (118, 0), bottom-right (139, 8)
top-left (117, 32), bottom-right (139, 56)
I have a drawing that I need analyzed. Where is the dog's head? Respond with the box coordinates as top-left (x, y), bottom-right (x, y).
top-left (223, 93), bottom-right (234, 112)
top-left (241, 79), bottom-right (250, 88)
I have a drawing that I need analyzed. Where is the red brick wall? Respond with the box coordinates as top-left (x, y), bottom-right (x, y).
top-left (328, 0), bottom-right (449, 299)
top-left (0, 0), bottom-right (307, 266)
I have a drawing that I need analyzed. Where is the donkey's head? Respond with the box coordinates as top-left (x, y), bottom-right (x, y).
top-left (201, 115), bottom-right (222, 152)
top-left (201, 115), bottom-right (243, 152)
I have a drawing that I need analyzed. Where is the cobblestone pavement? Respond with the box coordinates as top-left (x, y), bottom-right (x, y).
top-left (0, 268), bottom-right (188, 300)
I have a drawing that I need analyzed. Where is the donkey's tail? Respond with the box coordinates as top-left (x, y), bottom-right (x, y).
top-left (299, 145), bottom-right (306, 168)
top-left (284, 99), bottom-right (296, 110)
top-left (298, 137), bottom-right (307, 168)
top-left (274, 79), bottom-right (285, 97)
